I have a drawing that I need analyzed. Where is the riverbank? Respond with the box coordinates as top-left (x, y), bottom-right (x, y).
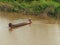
top-left (0, 12), bottom-right (58, 24)
top-left (0, 1), bottom-right (60, 17)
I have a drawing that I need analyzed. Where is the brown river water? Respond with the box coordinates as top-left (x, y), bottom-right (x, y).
top-left (0, 12), bottom-right (60, 45)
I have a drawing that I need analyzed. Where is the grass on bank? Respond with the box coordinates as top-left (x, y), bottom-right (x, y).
top-left (0, 0), bottom-right (60, 19)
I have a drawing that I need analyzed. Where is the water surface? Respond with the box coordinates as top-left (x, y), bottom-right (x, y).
top-left (0, 12), bottom-right (60, 45)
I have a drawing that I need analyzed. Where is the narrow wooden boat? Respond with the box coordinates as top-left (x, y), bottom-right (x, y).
top-left (9, 19), bottom-right (32, 29)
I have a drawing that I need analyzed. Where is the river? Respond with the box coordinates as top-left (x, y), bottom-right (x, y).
top-left (0, 12), bottom-right (60, 45)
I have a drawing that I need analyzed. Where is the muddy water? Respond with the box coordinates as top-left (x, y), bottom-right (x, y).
top-left (0, 12), bottom-right (60, 45)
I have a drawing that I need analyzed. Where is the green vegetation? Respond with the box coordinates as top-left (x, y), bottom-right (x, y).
top-left (0, 0), bottom-right (60, 18)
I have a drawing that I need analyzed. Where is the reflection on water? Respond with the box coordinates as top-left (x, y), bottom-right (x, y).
top-left (0, 12), bottom-right (60, 45)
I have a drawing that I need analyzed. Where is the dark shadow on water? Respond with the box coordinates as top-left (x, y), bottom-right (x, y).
top-left (9, 24), bottom-right (31, 32)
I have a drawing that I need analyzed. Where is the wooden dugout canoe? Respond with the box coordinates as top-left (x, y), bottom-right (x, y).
top-left (9, 19), bottom-right (32, 29)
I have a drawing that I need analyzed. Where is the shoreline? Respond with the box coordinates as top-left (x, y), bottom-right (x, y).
top-left (0, 12), bottom-right (59, 24)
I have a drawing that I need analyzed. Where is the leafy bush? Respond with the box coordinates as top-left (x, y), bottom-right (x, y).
top-left (0, 0), bottom-right (60, 18)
